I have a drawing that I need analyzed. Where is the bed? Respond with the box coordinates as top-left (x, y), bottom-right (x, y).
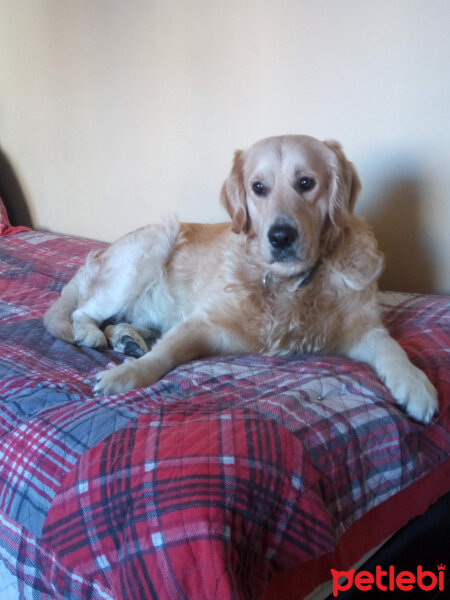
top-left (0, 197), bottom-right (449, 599)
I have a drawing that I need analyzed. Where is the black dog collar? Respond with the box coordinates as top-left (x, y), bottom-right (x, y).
top-left (296, 258), bottom-right (322, 290)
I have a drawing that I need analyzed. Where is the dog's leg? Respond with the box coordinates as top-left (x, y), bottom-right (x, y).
top-left (73, 309), bottom-right (108, 349)
top-left (346, 327), bottom-right (438, 423)
top-left (103, 323), bottom-right (159, 358)
top-left (93, 318), bottom-right (234, 395)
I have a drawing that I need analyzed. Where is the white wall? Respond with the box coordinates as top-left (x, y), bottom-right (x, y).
top-left (1, 0), bottom-right (449, 292)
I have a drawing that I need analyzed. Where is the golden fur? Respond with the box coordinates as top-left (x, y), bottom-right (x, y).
top-left (44, 135), bottom-right (438, 422)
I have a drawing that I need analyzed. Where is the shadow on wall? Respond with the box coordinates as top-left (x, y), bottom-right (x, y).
top-left (0, 146), bottom-right (33, 228)
top-left (365, 179), bottom-right (435, 294)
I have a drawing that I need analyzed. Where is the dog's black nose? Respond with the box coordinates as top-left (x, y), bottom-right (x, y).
top-left (268, 223), bottom-right (298, 249)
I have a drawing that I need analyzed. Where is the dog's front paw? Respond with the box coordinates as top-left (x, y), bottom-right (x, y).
top-left (93, 362), bottom-right (143, 395)
top-left (387, 363), bottom-right (438, 424)
top-left (75, 328), bottom-right (107, 350)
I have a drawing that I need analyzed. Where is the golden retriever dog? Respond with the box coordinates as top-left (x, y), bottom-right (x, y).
top-left (44, 135), bottom-right (438, 423)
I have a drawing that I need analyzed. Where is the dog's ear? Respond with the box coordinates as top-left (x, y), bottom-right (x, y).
top-left (324, 140), bottom-right (361, 233)
top-left (220, 150), bottom-right (250, 234)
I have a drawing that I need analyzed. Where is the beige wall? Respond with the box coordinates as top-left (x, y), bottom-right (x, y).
top-left (1, 0), bottom-right (449, 293)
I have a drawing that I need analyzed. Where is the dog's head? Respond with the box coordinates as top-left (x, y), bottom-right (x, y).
top-left (220, 135), bottom-right (361, 275)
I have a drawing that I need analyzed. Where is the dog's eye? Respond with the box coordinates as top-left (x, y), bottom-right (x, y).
top-left (297, 177), bottom-right (316, 193)
top-left (252, 181), bottom-right (266, 196)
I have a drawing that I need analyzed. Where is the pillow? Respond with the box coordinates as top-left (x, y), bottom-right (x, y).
top-left (0, 197), bottom-right (30, 235)
top-left (0, 197), bottom-right (11, 234)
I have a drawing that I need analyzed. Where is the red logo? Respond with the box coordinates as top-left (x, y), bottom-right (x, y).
top-left (331, 564), bottom-right (445, 596)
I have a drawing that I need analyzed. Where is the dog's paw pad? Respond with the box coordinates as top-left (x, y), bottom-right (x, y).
top-left (120, 335), bottom-right (144, 356)
top-left (106, 331), bottom-right (148, 357)
top-left (123, 340), bottom-right (146, 358)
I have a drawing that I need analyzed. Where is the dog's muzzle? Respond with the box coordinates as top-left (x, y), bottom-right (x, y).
top-left (267, 222), bottom-right (299, 262)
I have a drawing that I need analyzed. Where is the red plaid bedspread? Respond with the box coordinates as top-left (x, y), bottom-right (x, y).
top-left (0, 221), bottom-right (449, 599)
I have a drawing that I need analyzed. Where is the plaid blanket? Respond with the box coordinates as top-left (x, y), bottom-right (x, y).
top-left (0, 217), bottom-right (449, 599)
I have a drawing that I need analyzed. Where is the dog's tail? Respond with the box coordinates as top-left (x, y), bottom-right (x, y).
top-left (43, 281), bottom-right (78, 343)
